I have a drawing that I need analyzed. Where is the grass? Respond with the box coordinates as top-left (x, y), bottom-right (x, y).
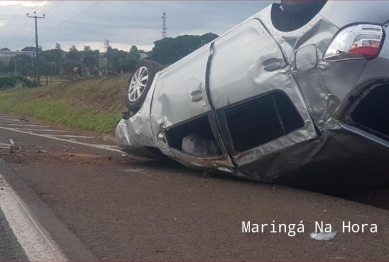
top-left (0, 74), bottom-right (130, 134)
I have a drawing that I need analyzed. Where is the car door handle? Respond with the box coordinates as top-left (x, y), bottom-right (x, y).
top-left (191, 90), bottom-right (203, 102)
top-left (263, 58), bottom-right (281, 72)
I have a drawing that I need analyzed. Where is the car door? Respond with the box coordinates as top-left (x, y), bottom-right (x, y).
top-left (150, 44), bottom-right (234, 170)
top-left (208, 18), bottom-right (318, 177)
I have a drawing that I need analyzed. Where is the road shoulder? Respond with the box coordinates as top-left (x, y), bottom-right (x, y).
top-left (0, 159), bottom-right (98, 261)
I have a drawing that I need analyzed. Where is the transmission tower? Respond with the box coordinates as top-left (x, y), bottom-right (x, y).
top-left (161, 12), bottom-right (167, 39)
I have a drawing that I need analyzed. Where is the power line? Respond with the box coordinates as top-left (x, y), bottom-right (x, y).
top-left (28, 1), bottom-right (44, 13)
top-left (45, 0), bottom-right (64, 15)
top-left (2, 1), bottom-right (44, 48)
top-left (8, 19), bottom-right (31, 48)
top-left (39, 1), bottom-right (101, 37)
top-left (17, 25), bottom-right (35, 50)
top-left (28, 38), bottom-right (36, 47)
top-left (3, 16), bottom-right (26, 47)
top-left (34, 1), bottom-right (46, 12)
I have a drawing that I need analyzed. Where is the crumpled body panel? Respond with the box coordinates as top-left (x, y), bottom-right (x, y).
top-left (116, 2), bottom-right (389, 192)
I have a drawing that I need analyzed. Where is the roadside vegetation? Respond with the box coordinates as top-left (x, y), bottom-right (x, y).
top-left (0, 32), bottom-right (220, 134)
top-left (0, 75), bottom-right (37, 90)
top-left (0, 74), bottom-right (129, 134)
top-left (0, 33), bottom-right (218, 79)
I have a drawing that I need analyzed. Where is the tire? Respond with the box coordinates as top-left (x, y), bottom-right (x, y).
top-left (125, 60), bottom-right (163, 112)
top-left (281, 0), bottom-right (326, 15)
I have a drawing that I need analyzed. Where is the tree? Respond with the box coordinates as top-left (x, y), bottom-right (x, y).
top-left (129, 45), bottom-right (140, 59)
top-left (62, 60), bottom-right (83, 75)
top-left (0, 60), bottom-right (7, 73)
top-left (152, 33), bottom-right (219, 65)
top-left (50, 48), bottom-right (65, 75)
top-left (200, 32), bottom-right (218, 46)
top-left (82, 48), bottom-right (99, 73)
top-left (8, 54), bottom-right (33, 76)
top-left (152, 37), bottom-right (175, 65)
top-left (104, 39), bottom-right (111, 51)
top-left (68, 45), bottom-right (80, 61)
top-left (130, 45), bottom-right (138, 53)
top-left (0, 47), bottom-right (10, 51)
top-left (111, 49), bottom-right (127, 73)
top-left (118, 57), bottom-right (137, 73)
top-left (22, 46), bottom-right (41, 52)
top-left (69, 45), bottom-right (78, 52)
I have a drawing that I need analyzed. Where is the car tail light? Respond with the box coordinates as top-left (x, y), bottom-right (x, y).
top-left (324, 24), bottom-right (383, 61)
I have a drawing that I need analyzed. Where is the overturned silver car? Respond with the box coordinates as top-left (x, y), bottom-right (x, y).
top-left (116, 0), bottom-right (389, 193)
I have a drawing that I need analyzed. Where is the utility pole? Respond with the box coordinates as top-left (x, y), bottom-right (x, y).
top-left (9, 53), bottom-right (12, 75)
top-left (5, 52), bottom-right (8, 72)
top-left (46, 61), bottom-right (48, 85)
top-left (107, 48), bottom-right (110, 76)
top-left (104, 39), bottom-right (110, 76)
top-left (27, 11), bottom-right (45, 85)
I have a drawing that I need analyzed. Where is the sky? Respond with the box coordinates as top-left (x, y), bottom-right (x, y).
top-left (0, 1), bottom-right (273, 52)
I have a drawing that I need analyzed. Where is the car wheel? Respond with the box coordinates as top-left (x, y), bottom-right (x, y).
top-left (125, 60), bottom-right (163, 112)
top-left (281, 0), bottom-right (326, 15)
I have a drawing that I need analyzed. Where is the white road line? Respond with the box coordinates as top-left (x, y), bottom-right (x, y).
top-left (0, 122), bottom-right (31, 125)
top-left (0, 174), bottom-right (67, 261)
top-left (48, 135), bottom-right (94, 139)
top-left (0, 126), bottom-right (121, 153)
top-left (0, 123), bottom-right (51, 127)
top-left (0, 120), bottom-right (23, 123)
top-left (0, 118), bottom-right (19, 121)
top-left (12, 129), bottom-right (69, 132)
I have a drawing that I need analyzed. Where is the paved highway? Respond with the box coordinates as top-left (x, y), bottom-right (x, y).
top-left (0, 113), bottom-right (388, 261)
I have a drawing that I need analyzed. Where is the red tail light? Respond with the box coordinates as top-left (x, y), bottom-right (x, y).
top-left (349, 46), bottom-right (380, 58)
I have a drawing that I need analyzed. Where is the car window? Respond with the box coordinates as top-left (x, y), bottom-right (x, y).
top-left (225, 91), bottom-right (304, 152)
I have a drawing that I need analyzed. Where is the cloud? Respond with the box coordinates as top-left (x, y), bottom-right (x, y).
top-left (0, 1), bottom-right (47, 7)
top-left (0, 1), bottom-right (273, 51)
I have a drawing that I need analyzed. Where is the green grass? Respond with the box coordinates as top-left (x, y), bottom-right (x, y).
top-left (0, 74), bottom-right (130, 134)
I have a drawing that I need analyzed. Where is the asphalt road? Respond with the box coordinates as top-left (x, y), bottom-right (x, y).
top-left (0, 207), bottom-right (28, 260)
top-left (0, 113), bottom-right (388, 261)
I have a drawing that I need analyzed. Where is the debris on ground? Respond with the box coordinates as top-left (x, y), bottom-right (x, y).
top-left (202, 170), bottom-right (214, 177)
top-left (0, 139), bottom-right (17, 150)
top-left (309, 231), bottom-right (337, 241)
top-left (38, 150), bottom-right (48, 153)
top-left (19, 117), bottom-right (29, 122)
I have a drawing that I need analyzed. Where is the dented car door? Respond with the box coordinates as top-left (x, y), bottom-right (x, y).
top-left (150, 42), bottom-right (235, 170)
top-left (208, 19), bottom-right (318, 180)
